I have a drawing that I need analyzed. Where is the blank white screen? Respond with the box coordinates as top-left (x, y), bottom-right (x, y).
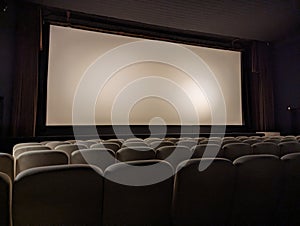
top-left (47, 25), bottom-right (242, 126)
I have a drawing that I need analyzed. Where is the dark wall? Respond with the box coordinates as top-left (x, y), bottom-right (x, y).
top-left (0, 0), bottom-right (16, 137)
top-left (273, 33), bottom-right (300, 135)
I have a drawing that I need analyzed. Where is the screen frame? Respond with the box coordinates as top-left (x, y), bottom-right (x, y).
top-left (36, 6), bottom-right (253, 137)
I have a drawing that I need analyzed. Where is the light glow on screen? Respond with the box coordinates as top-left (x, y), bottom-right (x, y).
top-left (47, 25), bottom-right (242, 126)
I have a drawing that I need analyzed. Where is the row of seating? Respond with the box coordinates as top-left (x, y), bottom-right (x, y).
top-left (5, 140), bottom-right (300, 179)
top-left (0, 154), bottom-right (298, 225)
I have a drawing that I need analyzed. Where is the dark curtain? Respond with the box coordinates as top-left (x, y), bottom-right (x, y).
top-left (250, 41), bottom-right (275, 131)
top-left (11, 3), bottom-right (40, 137)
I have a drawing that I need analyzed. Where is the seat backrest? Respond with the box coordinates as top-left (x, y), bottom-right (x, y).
top-left (252, 142), bottom-right (280, 156)
top-left (13, 146), bottom-right (51, 158)
top-left (13, 143), bottom-right (41, 152)
top-left (176, 140), bottom-right (198, 149)
top-left (242, 138), bottom-right (261, 145)
top-left (172, 158), bottom-right (235, 225)
top-left (156, 146), bottom-right (191, 170)
top-left (15, 150), bottom-right (69, 176)
top-left (222, 143), bottom-right (252, 161)
top-left (221, 139), bottom-right (240, 147)
top-left (71, 148), bottom-right (115, 171)
top-left (232, 155), bottom-right (282, 225)
top-left (90, 142), bottom-right (120, 152)
top-left (13, 165), bottom-right (103, 226)
top-left (149, 141), bottom-right (175, 150)
top-left (0, 172), bottom-right (11, 226)
top-left (106, 139), bottom-right (124, 146)
top-left (279, 141), bottom-right (300, 156)
top-left (280, 153), bottom-right (300, 225)
top-left (191, 144), bottom-right (222, 158)
top-left (55, 144), bottom-right (88, 158)
top-left (0, 153), bottom-right (14, 180)
top-left (103, 160), bottom-right (174, 226)
top-left (116, 147), bottom-right (155, 162)
top-left (76, 140), bottom-right (98, 148)
top-left (121, 141), bottom-right (149, 148)
top-left (45, 141), bottom-right (70, 149)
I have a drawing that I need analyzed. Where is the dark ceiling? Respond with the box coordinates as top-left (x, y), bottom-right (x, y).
top-left (27, 0), bottom-right (300, 42)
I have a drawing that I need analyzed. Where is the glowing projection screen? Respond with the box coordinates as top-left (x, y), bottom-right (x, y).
top-left (46, 25), bottom-right (242, 126)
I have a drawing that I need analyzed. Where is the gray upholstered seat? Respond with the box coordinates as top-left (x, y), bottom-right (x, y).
top-left (191, 144), bottom-right (222, 158)
top-left (222, 143), bottom-right (252, 161)
top-left (13, 165), bottom-right (104, 226)
top-left (71, 148), bottom-right (115, 171)
top-left (15, 150), bottom-right (69, 176)
top-left (232, 155), bottom-right (282, 225)
top-left (173, 158), bottom-right (235, 225)
top-left (103, 160), bottom-right (174, 225)
top-left (116, 147), bottom-right (155, 162)
top-left (0, 153), bottom-right (14, 180)
top-left (252, 142), bottom-right (280, 156)
top-left (0, 172), bottom-right (11, 226)
top-left (156, 146), bottom-right (191, 170)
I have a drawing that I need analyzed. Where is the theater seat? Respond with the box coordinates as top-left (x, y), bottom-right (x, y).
top-left (176, 140), bottom-right (197, 149)
top-left (149, 141), bottom-right (174, 150)
top-left (45, 141), bottom-right (70, 149)
top-left (71, 148), bottom-right (115, 171)
top-left (191, 144), bottom-right (222, 158)
top-left (252, 142), bottom-right (280, 156)
top-left (15, 150), bottom-right (69, 176)
top-left (13, 146), bottom-right (51, 158)
top-left (280, 153), bottom-right (300, 225)
top-left (13, 165), bottom-right (103, 226)
top-left (116, 147), bottom-right (155, 162)
top-left (156, 146), bottom-right (191, 170)
top-left (103, 160), bottom-right (174, 226)
top-left (222, 143), bottom-right (252, 161)
top-left (172, 158), bottom-right (235, 225)
top-left (0, 172), bottom-right (11, 226)
top-left (279, 141), bottom-right (300, 156)
top-left (232, 155), bottom-right (282, 225)
top-left (0, 153), bottom-right (14, 180)
top-left (55, 144), bottom-right (87, 158)
top-left (90, 142), bottom-right (120, 152)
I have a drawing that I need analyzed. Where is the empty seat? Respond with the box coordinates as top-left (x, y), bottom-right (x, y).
top-left (13, 165), bottom-right (103, 226)
top-left (176, 140), bottom-right (197, 149)
top-left (13, 142), bottom-right (41, 151)
top-left (71, 148), bottom-right (115, 171)
top-left (156, 146), bottom-right (191, 170)
top-left (173, 158), bottom-right (236, 225)
top-left (221, 139), bottom-right (240, 147)
top-left (232, 155), bottom-right (282, 225)
top-left (0, 153), bottom-right (14, 180)
top-left (15, 150), bottom-right (69, 176)
top-left (191, 144), bottom-right (222, 158)
top-left (144, 137), bottom-right (163, 145)
top-left (90, 142), bottom-right (120, 152)
top-left (0, 172), bottom-right (11, 226)
top-left (125, 138), bottom-right (144, 142)
top-left (149, 141), bottom-right (174, 150)
top-left (164, 138), bottom-right (179, 143)
top-left (242, 138), bottom-right (261, 145)
top-left (116, 147), bottom-right (155, 162)
top-left (279, 141), bottom-right (300, 156)
top-left (106, 139), bottom-right (124, 146)
top-left (46, 141), bottom-right (70, 149)
top-left (55, 144), bottom-right (87, 158)
top-left (13, 146), bottom-right (51, 158)
top-left (76, 140), bottom-right (98, 148)
top-left (280, 153), bottom-right (300, 225)
top-left (263, 138), bottom-right (281, 144)
top-left (222, 143), bottom-right (252, 161)
top-left (122, 141), bottom-right (149, 148)
top-left (103, 160), bottom-right (174, 225)
top-left (252, 142), bottom-right (280, 156)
